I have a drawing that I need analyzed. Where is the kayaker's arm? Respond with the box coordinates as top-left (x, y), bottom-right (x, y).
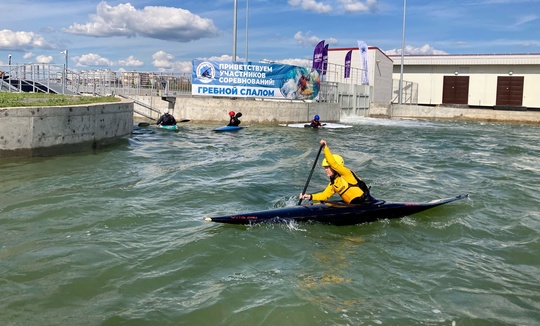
top-left (299, 182), bottom-right (335, 202)
top-left (311, 183), bottom-right (335, 202)
top-left (323, 145), bottom-right (351, 177)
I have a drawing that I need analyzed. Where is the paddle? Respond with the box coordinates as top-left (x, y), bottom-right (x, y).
top-left (298, 144), bottom-right (324, 205)
top-left (138, 119), bottom-right (190, 127)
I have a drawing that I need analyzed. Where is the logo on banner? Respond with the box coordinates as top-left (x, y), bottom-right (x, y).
top-left (195, 61), bottom-right (215, 83)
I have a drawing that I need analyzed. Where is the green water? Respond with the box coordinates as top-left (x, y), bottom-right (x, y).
top-left (1, 117), bottom-right (539, 325)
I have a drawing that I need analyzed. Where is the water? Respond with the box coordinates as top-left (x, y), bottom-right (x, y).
top-left (1, 117), bottom-right (539, 325)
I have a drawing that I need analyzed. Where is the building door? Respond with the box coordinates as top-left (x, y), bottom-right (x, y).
top-left (496, 76), bottom-right (524, 106)
top-left (442, 76), bottom-right (469, 105)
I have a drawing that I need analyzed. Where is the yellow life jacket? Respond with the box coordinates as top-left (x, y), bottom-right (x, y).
top-left (330, 171), bottom-right (366, 204)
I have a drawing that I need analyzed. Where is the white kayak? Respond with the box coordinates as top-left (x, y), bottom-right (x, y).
top-left (279, 122), bottom-right (353, 129)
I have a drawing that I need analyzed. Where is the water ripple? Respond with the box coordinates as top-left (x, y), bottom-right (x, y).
top-left (1, 120), bottom-right (539, 325)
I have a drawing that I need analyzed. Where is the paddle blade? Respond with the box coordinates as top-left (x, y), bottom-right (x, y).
top-left (179, 119), bottom-right (190, 123)
top-left (138, 122), bottom-right (151, 127)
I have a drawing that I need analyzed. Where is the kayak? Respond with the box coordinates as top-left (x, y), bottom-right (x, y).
top-left (159, 124), bottom-right (179, 131)
top-left (137, 120), bottom-right (189, 128)
top-left (214, 126), bottom-right (246, 132)
top-left (279, 123), bottom-right (353, 129)
top-left (204, 194), bottom-right (468, 226)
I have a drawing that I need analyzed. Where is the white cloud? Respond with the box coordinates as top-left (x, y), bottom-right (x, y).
top-left (274, 58), bottom-right (312, 68)
top-left (73, 53), bottom-right (114, 67)
top-left (168, 61), bottom-right (192, 74)
top-left (152, 51), bottom-right (174, 69)
top-left (385, 44), bottom-right (447, 55)
top-left (206, 54), bottom-right (238, 61)
top-left (36, 55), bottom-right (53, 64)
top-left (72, 54), bottom-right (146, 68)
top-left (0, 29), bottom-right (56, 51)
top-left (63, 1), bottom-right (220, 42)
top-left (519, 40), bottom-right (540, 47)
top-left (150, 51), bottom-right (193, 73)
top-left (117, 55), bottom-right (144, 67)
top-left (338, 0), bottom-right (378, 13)
top-left (23, 52), bottom-right (34, 59)
top-left (294, 31), bottom-right (338, 47)
top-left (289, 0), bottom-right (333, 13)
top-left (513, 14), bottom-right (538, 27)
top-left (289, 0), bottom-right (378, 13)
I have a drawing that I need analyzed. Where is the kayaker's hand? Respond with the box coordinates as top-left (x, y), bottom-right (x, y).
top-left (320, 139), bottom-right (327, 147)
top-left (300, 193), bottom-right (312, 200)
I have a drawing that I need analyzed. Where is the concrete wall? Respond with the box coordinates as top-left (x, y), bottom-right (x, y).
top-left (133, 96), bottom-right (342, 124)
top-left (0, 99), bottom-right (133, 158)
top-left (370, 104), bottom-right (540, 124)
top-left (371, 50), bottom-right (394, 105)
top-left (135, 95), bottom-right (540, 125)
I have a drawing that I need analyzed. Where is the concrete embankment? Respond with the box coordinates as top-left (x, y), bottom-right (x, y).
top-left (131, 96), bottom-right (341, 124)
top-left (3, 95), bottom-right (538, 160)
top-left (0, 99), bottom-right (133, 159)
top-left (134, 96), bottom-right (540, 125)
top-left (370, 104), bottom-right (540, 124)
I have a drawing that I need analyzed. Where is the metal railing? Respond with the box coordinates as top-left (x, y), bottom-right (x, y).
top-left (392, 79), bottom-right (418, 104)
top-left (1, 63), bottom-right (69, 94)
top-left (2, 63), bottom-right (374, 115)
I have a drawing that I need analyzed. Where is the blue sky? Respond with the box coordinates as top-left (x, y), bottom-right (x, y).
top-left (1, 0), bottom-right (539, 73)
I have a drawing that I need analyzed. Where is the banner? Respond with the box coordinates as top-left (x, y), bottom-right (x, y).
top-left (344, 50), bottom-right (352, 78)
top-left (357, 40), bottom-right (369, 84)
top-left (312, 40), bottom-right (325, 71)
top-left (322, 44), bottom-right (329, 76)
top-left (192, 60), bottom-right (320, 100)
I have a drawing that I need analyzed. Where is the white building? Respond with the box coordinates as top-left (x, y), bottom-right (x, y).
top-left (326, 46), bottom-right (394, 106)
top-left (389, 54), bottom-right (540, 109)
top-left (327, 47), bottom-right (540, 110)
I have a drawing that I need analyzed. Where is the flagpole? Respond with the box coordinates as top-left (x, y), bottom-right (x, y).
top-left (245, 0), bottom-right (249, 62)
top-left (232, 0), bottom-right (238, 61)
top-left (398, 0), bottom-right (406, 105)
top-left (65, 49), bottom-right (68, 94)
top-left (8, 54), bottom-right (12, 92)
top-left (61, 50), bottom-right (68, 94)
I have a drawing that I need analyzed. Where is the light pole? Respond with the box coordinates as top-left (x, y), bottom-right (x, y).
top-left (232, 0), bottom-right (237, 61)
top-left (8, 54), bottom-right (12, 92)
top-left (398, 0), bottom-right (406, 105)
top-left (61, 49), bottom-right (68, 94)
top-left (245, 0), bottom-right (249, 62)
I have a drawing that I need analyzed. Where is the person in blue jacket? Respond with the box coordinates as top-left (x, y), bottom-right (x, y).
top-left (309, 115), bottom-right (323, 128)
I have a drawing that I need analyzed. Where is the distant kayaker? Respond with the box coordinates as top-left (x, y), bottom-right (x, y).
top-left (227, 111), bottom-right (242, 127)
top-left (156, 108), bottom-right (177, 126)
top-left (299, 139), bottom-right (370, 204)
top-left (309, 114), bottom-right (323, 128)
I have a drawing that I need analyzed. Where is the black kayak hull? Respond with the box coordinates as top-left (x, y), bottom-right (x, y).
top-left (205, 194), bottom-right (468, 226)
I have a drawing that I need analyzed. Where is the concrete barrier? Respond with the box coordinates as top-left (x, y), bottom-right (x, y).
top-left (132, 96), bottom-right (341, 124)
top-left (0, 99), bottom-right (133, 159)
top-left (4, 95), bottom-right (537, 160)
top-left (370, 104), bottom-right (540, 124)
top-left (135, 96), bottom-right (540, 125)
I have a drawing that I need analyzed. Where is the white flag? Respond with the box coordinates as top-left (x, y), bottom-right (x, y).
top-left (357, 40), bottom-right (369, 84)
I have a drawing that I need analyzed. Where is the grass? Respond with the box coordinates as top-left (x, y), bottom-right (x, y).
top-left (0, 92), bottom-right (121, 108)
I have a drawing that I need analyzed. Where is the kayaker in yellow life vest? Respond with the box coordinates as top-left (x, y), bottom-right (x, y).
top-left (299, 139), bottom-right (370, 204)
